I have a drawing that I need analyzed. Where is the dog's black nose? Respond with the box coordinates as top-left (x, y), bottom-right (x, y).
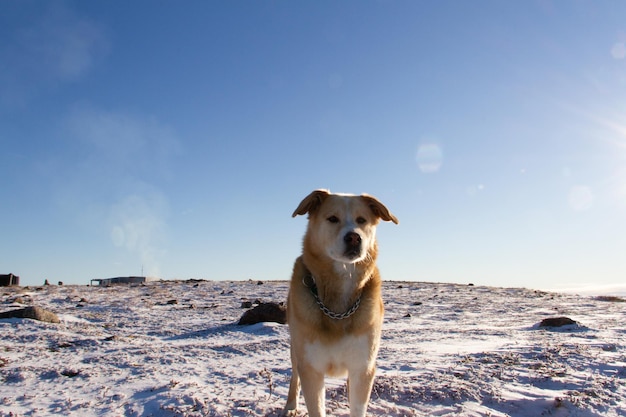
top-left (344, 232), bottom-right (362, 246)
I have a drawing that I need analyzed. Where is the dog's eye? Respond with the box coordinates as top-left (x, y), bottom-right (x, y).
top-left (327, 216), bottom-right (340, 224)
top-left (356, 217), bottom-right (367, 225)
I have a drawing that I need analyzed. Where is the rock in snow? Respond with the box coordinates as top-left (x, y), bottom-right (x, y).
top-left (0, 306), bottom-right (60, 323)
top-left (238, 301), bottom-right (286, 325)
top-left (539, 316), bottom-right (578, 328)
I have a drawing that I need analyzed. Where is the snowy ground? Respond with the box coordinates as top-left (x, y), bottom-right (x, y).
top-left (1, 280), bottom-right (624, 417)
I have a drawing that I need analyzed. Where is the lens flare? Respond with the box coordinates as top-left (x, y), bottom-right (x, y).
top-left (611, 42), bottom-right (626, 60)
top-left (416, 143), bottom-right (443, 173)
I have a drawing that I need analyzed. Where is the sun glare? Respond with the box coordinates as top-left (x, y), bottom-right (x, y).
top-left (568, 185), bottom-right (594, 211)
top-left (592, 114), bottom-right (626, 209)
top-left (564, 104), bottom-right (626, 210)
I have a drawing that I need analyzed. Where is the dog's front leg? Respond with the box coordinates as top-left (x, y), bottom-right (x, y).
top-left (299, 364), bottom-right (326, 417)
top-left (347, 368), bottom-right (376, 417)
top-left (283, 369), bottom-right (300, 415)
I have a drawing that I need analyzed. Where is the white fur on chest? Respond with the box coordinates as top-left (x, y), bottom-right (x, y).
top-left (304, 334), bottom-right (375, 377)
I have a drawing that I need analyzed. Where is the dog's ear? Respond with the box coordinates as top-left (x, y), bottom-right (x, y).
top-left (362, 195), bottom-right (399, 224)
top-left (292, 189), bottom-right (330, 218)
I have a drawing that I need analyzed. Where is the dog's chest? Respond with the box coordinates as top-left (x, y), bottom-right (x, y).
top-left (304, 334), bottom-right (375, 377)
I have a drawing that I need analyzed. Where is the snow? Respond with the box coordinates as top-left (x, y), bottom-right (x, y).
top-left (1, 280), bottom-right (624, 416)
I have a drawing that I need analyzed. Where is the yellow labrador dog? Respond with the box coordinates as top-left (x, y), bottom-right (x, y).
top-left (284, 189), bottom-right (398, 417)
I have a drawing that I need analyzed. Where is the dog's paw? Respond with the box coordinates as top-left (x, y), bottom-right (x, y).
top-left (280, 408), bottom-right (299, 417)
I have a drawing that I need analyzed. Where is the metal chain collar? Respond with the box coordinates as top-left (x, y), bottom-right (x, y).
top-left (303, 274), bottom-right (362, 320)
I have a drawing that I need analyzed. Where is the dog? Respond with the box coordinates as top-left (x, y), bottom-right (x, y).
top-left (284, 189), bottom-right (398, 417)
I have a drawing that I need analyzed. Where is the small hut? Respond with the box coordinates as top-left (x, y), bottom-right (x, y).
top-left (0, 273), bottom-right (20, 286)
top-left (90, 276), bottom-right (147, 286)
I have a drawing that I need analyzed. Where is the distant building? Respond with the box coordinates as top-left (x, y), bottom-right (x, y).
top-left (0, 273), bottom-right (20, 286)
top-left (90, 276), bottom-right (147, 286)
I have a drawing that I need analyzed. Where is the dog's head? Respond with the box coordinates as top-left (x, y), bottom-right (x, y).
top-left (293, 189), bottom-right (398, 264)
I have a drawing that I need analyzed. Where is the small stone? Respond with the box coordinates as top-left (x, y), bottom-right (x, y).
top-left (539, 317), bottom-right (577, 328)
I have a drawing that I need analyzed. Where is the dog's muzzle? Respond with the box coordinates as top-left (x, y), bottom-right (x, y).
top-left (343, 231), bottom-right (362, 259)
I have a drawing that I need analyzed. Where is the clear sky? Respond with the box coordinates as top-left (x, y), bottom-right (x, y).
top-left (2, 1), bottom-right (625, 292)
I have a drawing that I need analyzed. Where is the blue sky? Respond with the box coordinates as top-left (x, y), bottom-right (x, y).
top-left (2, 1), bottom-right (625, 292)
